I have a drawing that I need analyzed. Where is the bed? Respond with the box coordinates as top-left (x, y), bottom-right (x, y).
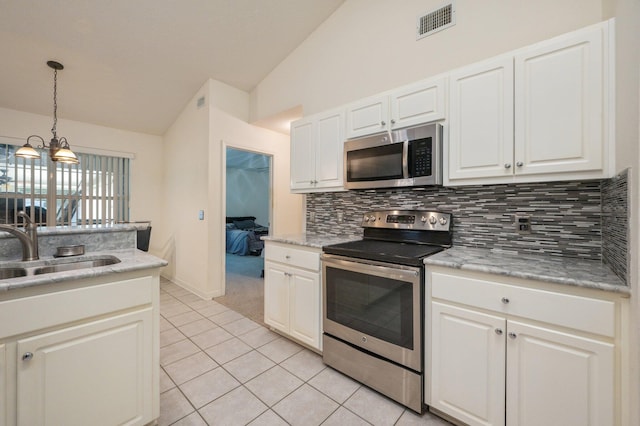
top-left (225, 216), bottom-right (269, 256)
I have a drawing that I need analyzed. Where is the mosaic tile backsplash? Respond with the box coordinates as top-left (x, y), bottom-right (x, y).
top-left (307, 172), bottom-right (629, 284)
top-left (601, 169), bottom-right (629, 283)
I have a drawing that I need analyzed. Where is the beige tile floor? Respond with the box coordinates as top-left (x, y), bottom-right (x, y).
top-left (159, 277), bottom-right (453, 426)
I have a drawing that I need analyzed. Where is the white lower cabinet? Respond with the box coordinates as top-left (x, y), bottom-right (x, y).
top-left (427, 267), bottom-right (621, 426)
top-left (264, 242), bottom-right (322, 351)
top-left (17, 308), bottom-right (153, 426)
top-left (0, 270), bottom-right (160, 426)
top-left (431, 302), bottom-right (506, 426)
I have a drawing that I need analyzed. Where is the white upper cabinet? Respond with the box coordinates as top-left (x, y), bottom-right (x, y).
top-left (345, 95), bottom-right (390, 139)
top-left (346, 76), bottom-right (446, 139)
top-left (447, 20), bottom-right (613, 185)
top-left (448, 56), bottom-right (514, 181)
top-left (290, 108), bottom-right (344, 193)
top-left (391, 77), bottom-right (447, 130)
top-left (514, 26), bottom-right (604, 176)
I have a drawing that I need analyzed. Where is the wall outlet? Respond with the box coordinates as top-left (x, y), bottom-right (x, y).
top-left (309, 211), bottom-right (316, 223)
top-left (515, 214), bottom-right (531, 234)
top-left (337, 212), bottom-right (344, 223)
top-left (198, 210), bottom-right (205, 220)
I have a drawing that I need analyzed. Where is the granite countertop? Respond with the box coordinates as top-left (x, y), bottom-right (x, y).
top-left (263, 233), bottom-right (360, 249)
top-left (0, 248), bottom-right (168, 293)
top-left (426, 246), bottom-right (628, 295)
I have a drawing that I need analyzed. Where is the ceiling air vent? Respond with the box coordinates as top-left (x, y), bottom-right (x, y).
top-left (417, 2), bottom-right (455, 40)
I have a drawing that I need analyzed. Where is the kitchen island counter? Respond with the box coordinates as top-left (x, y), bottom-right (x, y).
top-left (425, 246), bottom-right (628, 294)
top-left (0, 248), bottom-right (167, 293)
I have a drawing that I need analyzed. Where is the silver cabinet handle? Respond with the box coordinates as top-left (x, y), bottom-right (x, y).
top-left (501, 297), bottom-right (510, 304)
top-left (390, 119), bottom-right (396, 125)
top-left (495, 328), bottom-right (503, 335)
top-left (381, 121), bottom-right (386, 126)
top-left (22, 352), bottom-right (33, 361)
top-left (516, 161), bottom-right (523, 167)
top-left (285, 255), bottom-right (291, 259)
top-left (508, 332), bottom-right (517, 339)
top-left (504, 163), bottom-right (512, 169)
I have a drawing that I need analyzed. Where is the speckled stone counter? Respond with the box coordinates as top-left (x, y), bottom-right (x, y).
top-left (0, 224), bottom-right (167, 292)
top-left (0, 248), bottom-right (167, 292)
top-left (262, 233), bottom-right (359, 249)
top-left (425, 247), bottom-right (628, 294)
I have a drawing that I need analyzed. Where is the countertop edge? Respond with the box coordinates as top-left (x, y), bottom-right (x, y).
top-left (0, 249), bottom-right (168, 292)
top-left (425, 247), bottom-right (629, 295)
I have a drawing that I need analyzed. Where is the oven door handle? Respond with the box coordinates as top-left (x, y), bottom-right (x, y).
top-left (321, 254), bottom-right (420, 280)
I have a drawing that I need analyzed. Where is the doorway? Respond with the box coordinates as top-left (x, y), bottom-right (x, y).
top-left (218, 146), bottom-right (272, 325)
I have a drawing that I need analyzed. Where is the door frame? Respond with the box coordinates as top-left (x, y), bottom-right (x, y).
top-left (221, 143), bottom-right (274, 296)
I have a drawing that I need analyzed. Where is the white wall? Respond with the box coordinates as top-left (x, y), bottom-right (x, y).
top-left (603, 0), bottom-right (640, 424)
top-left (210, 107), bottom-right (304, 297)
top-left (0, 106), bottom-right (164, 242)
top-left (250, 0), bottom-right (639, 423)
top-left (226, 167), bottom-right (270, 227)
top-left (162, 79), bottom-right (303, 299)
top-left (250, 0), bottom-right (604, 121)
top-left (159, 82), bottom-right (211, 296)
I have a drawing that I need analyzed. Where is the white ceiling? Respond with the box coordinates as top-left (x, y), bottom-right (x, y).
top-left (0, 0), bottom-right (344, 136)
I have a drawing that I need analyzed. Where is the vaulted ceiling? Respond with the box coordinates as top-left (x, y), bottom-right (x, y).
top-left (0, 0), bottom-right (344, 135)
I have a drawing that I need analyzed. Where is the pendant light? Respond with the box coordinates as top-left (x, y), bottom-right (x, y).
top-left (16, 60), bottom-right (79, 165)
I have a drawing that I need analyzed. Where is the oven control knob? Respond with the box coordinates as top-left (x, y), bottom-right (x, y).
top-left (361, 336), bottom-right (367, 343)
top-left (428, 216), bottom-right (437, 225)
top-left (439, 217), bottom-right (448, 225)
top-left (369, 215), bottom-right (376, 222)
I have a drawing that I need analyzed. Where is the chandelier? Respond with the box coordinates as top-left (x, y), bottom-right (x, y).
top-left (16, 60), bottom-right (79, 164)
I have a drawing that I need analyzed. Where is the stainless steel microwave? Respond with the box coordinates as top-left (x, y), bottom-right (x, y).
top-left (343, 123), bottom-right (443, 190)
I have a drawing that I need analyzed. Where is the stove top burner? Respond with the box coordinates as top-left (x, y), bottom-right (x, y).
top-left (323, 239), bottom-right (444, 267)
top-left (322, 209), bottom-right (453, 267)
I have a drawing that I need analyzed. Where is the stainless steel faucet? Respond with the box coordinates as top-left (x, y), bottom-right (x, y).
top-left (0, 211), bottom-right (39, 261)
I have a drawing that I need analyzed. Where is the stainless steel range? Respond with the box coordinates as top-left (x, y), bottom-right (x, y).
top-left (321, 209), bottom-right (452, 413)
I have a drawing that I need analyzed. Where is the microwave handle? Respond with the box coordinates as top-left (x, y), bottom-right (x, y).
top-left (402, 140), bottom-right (410, 179)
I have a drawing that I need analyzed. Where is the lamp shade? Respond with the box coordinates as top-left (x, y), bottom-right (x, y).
top-left (15, 144), bottom-right (41, 160)
top-left (51, 147), bottom-right (79, 164)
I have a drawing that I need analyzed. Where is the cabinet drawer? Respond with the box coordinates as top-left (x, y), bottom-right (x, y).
top-left (265, 243), bottom-right (320, 271)
top-left (430, 272), bottom-right (615, 337)
top-left (0, 275), bottom-right (154, 339)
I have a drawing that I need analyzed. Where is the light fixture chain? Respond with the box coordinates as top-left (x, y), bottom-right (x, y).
top-left (51, 68), bottom-right (58, 138)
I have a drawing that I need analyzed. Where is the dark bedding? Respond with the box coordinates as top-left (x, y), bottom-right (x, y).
top-left (225, 216), bottom-right (268, 256)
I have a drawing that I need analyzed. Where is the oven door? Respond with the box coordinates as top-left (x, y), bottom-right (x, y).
top-left (322, 254), bottom-right (422, 372)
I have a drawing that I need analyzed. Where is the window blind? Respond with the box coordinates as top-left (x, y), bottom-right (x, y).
top-left (0, 140), bottom-right (130, 226)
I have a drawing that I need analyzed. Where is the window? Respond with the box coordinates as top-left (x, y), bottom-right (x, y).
top-left (0, 137), bottom-right (130, 226)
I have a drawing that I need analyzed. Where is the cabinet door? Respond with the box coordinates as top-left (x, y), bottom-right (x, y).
top-left (390, 77), bottom-right (446, 130)
top-left (315, 110), bottom-right (344, 190)
top-left (17, 308), bottom-right (153, 426)
top-left (430, 302), bottom-right (506, 426)
top-left (506, 320), bottom-right (614, 426)
top-left (289, 268), bottom-right (321, 350)
top-left (514, 24), bottom-right (605, 176)
top-left (345, 94), bottom-right (390, 138)
top-left (264, 261), bottom-right (290, 333)
top-left (290, 118), bottom-right (316, 190)
top-left (448, 56), bottom-right (514, 182)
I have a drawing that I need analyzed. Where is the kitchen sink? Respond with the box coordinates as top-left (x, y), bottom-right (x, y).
top-left (0, 255), bottom-right (121, 279)
top-left (34, 256), bottom-right (121, 275)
